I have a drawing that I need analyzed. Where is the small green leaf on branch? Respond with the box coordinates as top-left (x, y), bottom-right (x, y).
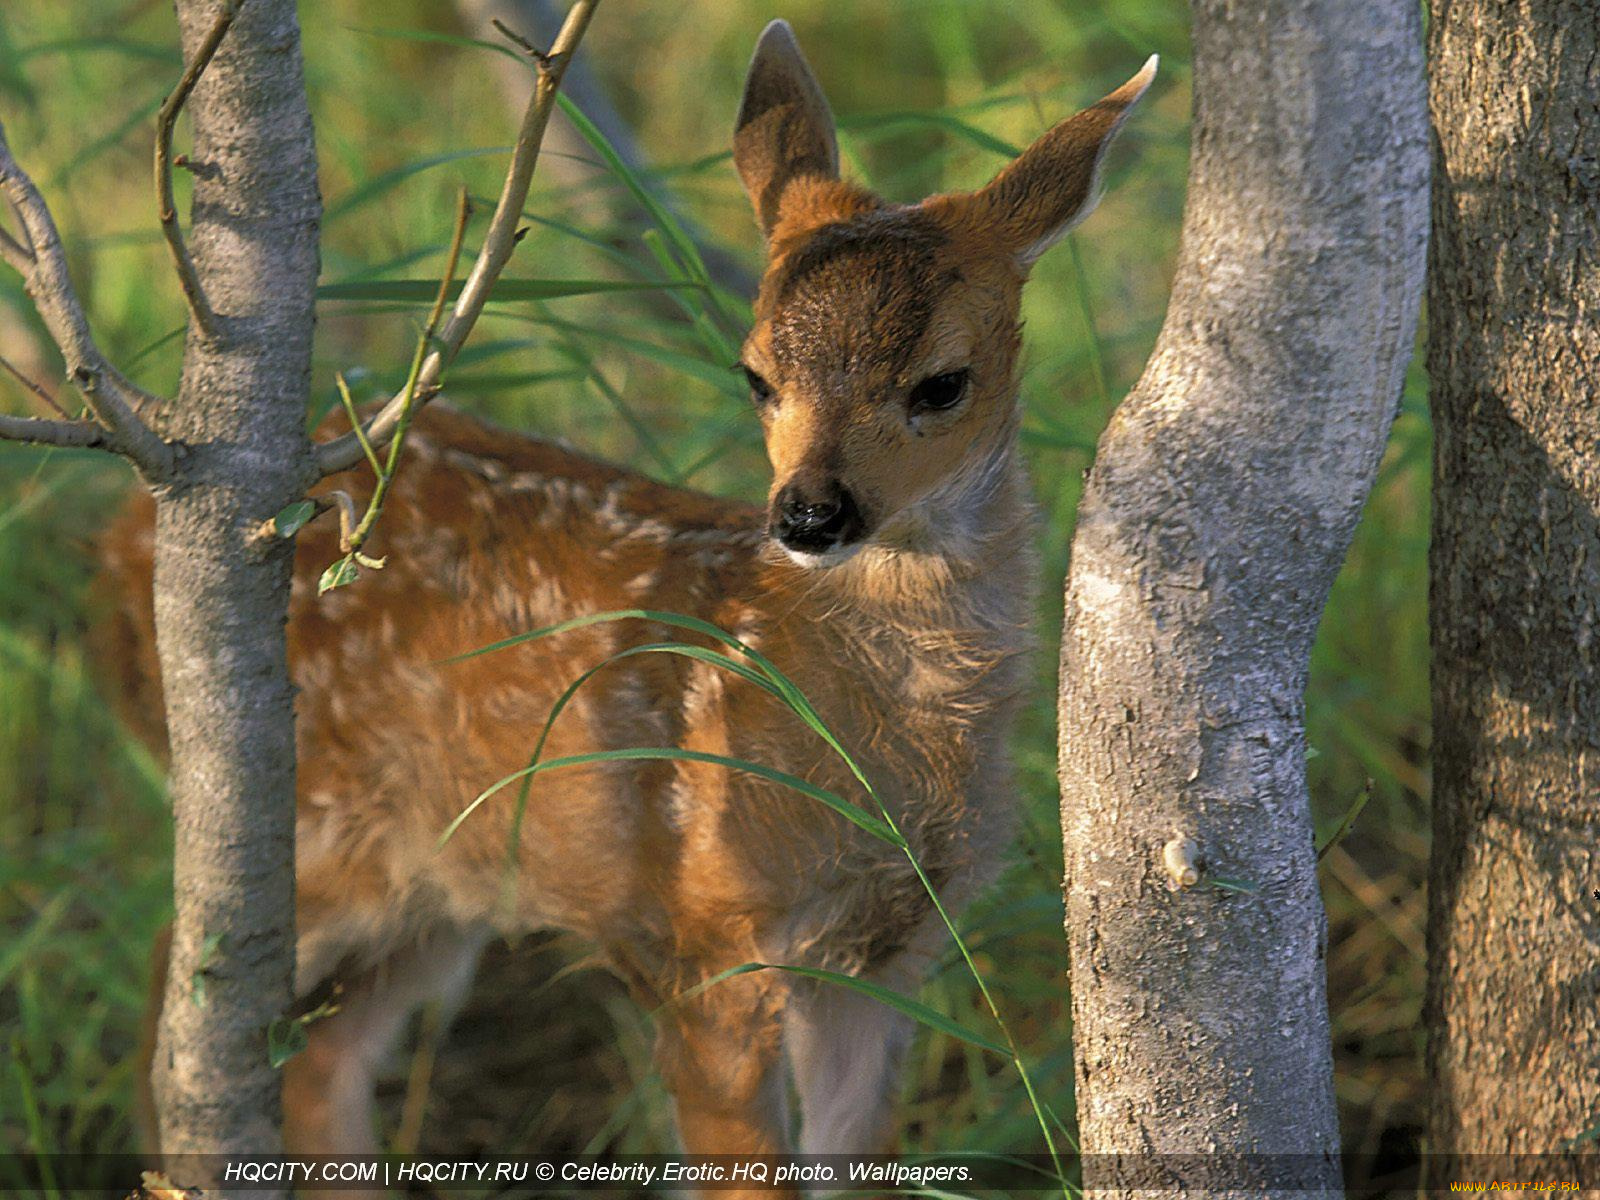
top-left (318, 554), bottom-right (359, 594)
top-left (273, 500), bottom-right (317, 538)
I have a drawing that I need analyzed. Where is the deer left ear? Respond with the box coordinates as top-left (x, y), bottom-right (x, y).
top-left (968, 55), bottom-right (1158, 267)
top-left (733, 19), bottom-right (840, 238)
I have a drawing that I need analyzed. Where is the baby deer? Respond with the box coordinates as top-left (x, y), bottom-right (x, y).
top-left (103, 19), bottom-right (1153, 1186)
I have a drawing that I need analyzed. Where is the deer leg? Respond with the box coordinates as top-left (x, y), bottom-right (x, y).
top-left (281, 924), bottom-right (486, 1155)
top-left (652, 978), bottom-right (794, 1199)
top-left (783, 972), bottom-right (914, 1156)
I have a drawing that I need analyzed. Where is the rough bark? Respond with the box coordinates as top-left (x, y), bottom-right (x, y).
top-left (1055, 2), bottom-right (1427, 1195)
top-left (149, 0), bottom-right (320, 1183)
top-left (1425, 0), bottom-right (1600, 1161)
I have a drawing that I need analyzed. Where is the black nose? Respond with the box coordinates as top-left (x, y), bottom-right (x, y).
top-left (772, 481), bottom-right (863, 554)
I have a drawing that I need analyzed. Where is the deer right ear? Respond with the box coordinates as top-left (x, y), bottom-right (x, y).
top-left (733, 20), bottom-right (839, 238)
top-left (963, 55), bottom-right (1158, 268)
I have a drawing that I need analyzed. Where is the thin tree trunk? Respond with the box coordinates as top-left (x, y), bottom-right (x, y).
top-left (150, 0), bottom-right (320, 1182)
top-left (1425, 0), bottom-right (1600, 1164)
top-left (1055, 2), bottom-right (1427, 1195)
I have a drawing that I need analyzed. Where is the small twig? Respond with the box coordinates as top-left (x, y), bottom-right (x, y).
top-left (0, 224), bottom-right (29, 274)
top-left (334, 374), bottom-right (384, 479)
top-left (0, 352), bottom-right (70, 418)
top-left (0, 119), bottom-right (174, 477)
top-left (490, 17), bottom-right (545, 62)
top-left (314, 0), bottom-right (602, 478)
top-left (0, 412), bottom-right (108, 451)
top-left (341, 187), bottom-right (471, 561)
top-left (328, 490), bottom-right (359, 550)
top-left (155, 0), bottom-right (245, 338)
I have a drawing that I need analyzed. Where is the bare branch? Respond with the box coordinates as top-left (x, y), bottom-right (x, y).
top-left (490, 17), bottom-right (542, 58)
top-left (0, 412), bottom-right (108, 451)
top-left (155, 0), bottom-right (245, 339)
top-left (0, 351), bottom-right (70, 418)
top-left (0, 224), bottom-right (28, 274)
top-left (311, 192), bottom-right (470, 593)
top-left (340, 188), bottom-right (470, 559)
top-left (0, 119), bottom-right (175, 476)
top-left (315, 0), bottom-right (600, 477)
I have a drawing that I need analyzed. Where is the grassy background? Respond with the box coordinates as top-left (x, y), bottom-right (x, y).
top-left (0, 0), bottom-right (1428, 1189)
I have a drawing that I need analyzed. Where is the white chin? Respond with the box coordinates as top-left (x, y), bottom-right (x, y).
top-left (780, 543), bottom-right (863, 569)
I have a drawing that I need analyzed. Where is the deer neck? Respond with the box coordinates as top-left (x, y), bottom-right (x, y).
top-left (767, 417), bottom-right (1035, 649)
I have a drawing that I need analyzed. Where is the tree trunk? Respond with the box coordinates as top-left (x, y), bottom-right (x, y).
top-left (1055, 1), bottom-right (1427, 1195)
top-left (1425, 0), bottom-right (1600, 1164)
top-left (149, 0), bottom-right (320, 1184)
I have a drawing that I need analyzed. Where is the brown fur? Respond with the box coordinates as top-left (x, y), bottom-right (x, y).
top-left (101, 21), bottom-right (1153, 1188)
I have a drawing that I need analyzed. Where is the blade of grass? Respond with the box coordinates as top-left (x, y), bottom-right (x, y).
top-left (840, 110), bottom-right (1021, 158)
top-left (325, 145), bottom-right (510, 222)
top-left (440, 746), bottom-right (902, 850)
top-left (1317, 778), bottom-right (1374, 862)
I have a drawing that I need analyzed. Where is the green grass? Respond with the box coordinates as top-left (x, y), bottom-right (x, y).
top-left (0, 0), bottom-right (1428, 1187)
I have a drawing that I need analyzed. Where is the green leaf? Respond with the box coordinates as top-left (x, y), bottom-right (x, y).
top-left (678, 962), bottom-right (1008, 1056)
top-left (317, 555), bottom-right (359, 595)
top-left (273, 500), bottom-right (317, 539)
top-left (315, 277), bottom-right (695, 303)
top-left (266, 1016), bottom-right (308, 1069)
top-left (267, 1000), bottom-right (338, 1069)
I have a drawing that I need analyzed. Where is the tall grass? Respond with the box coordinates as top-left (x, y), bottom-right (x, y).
top-left (0, 0), bottom-right (1429, 1184)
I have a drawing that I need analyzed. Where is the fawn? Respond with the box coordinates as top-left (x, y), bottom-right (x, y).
top-left (102, 19), bottom-right (1153, 1185)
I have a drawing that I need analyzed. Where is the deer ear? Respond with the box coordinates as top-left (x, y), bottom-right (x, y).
top-left (733, 19), bottom-right (840, 238)
top-left (970, 55), bottom-right (1158, 267)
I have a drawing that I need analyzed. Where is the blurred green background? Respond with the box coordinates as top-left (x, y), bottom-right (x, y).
top-left (0, 0), bottom-right (1427, 1189)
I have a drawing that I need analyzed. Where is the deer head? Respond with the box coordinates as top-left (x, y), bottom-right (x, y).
top-left (732, 20), bottom-right (1155, 567)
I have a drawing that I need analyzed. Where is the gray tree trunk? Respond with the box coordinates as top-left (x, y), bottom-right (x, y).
top-left (149, 0), bottom-right (320, 1184)
top-left (1055, 2), bottom-right (1427, 1195)
top-left (1425, 0), bottom-right (1600, 1165)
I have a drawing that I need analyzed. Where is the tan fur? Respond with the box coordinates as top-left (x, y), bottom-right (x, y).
top-left (100, 22), bottom-right (1152, 1189)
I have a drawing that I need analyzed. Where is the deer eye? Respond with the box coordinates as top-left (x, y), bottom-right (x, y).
top-left (741, 365), bottom-right (774, 405)
top-left (908, 368), bottom-right (970, 414)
